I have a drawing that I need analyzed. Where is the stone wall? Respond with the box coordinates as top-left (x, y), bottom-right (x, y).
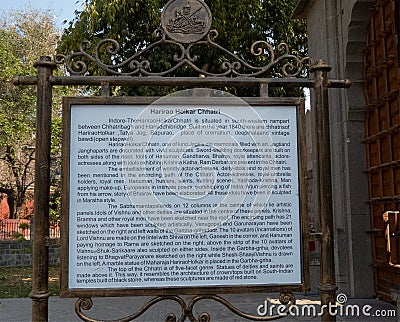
top-left (293, 0), bottom-right (376, 297)
top-left (0, 240), bottom-right (60, 267)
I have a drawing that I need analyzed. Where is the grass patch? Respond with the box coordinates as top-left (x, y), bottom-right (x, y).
top-left (0, 266), bottom-right (60, 298)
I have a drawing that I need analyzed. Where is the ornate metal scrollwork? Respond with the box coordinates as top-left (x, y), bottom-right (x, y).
top-left (55, 28), bottom-right (311, 78)
top-left (75, 296), bottom-right (187, 322)
top-left (55, 0), bottom-right (310, 79)
top-left (75, 292), bottom-right (295, 322)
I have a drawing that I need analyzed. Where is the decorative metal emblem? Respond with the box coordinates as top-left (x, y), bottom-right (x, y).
top-left (161, 0), bottom-right (212, 43)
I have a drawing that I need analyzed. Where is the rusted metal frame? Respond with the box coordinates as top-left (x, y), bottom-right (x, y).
top-left (185, 292), bottom-right (296, 322)
top-left (74, 297), bottom-right (187, 322)
top-left (29, 56), bottom-right (57, 322)
top-left (297, 99), bottom-right (311, 291)
top-left (259, 83), bottom-right (269, 97)
top-left (326, 79), bottom-right (353, 88)
top-left (310, 60), bottom-right (337, 322)
top-left (60, 95), bottom-right (74, 303)
top-left (13, 52), bottom-right (351, 322)
top-left (75, 292), bottom-right (296, 322)
top-left (13, 75), bottom-right (316, 88)
top-left (14, 61), bottom-right (348, 320)
top-left (66, 285), bottom-right (303, 299)
top-left (101, 81), bottom-right (110, 97)
top-left (49, 76), bottom-right (315, 89)
top-left (13, 74), bottom-right (352, 90)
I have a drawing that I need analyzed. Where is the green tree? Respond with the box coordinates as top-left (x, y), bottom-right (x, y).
top-left (0, 28), bottom-right (36, 219)
top-left (58, 0), bottom-right (307, 96)
top-left (0, 8), bottom-right (62, 218)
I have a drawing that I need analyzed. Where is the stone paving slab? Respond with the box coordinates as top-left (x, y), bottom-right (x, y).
top-left (0, 293), bottom-right (397, 322)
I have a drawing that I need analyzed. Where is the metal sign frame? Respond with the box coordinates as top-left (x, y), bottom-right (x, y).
top-left (60, 96), bottom-right (308, 301)
top-left (11, 0), bottom-right (351, 320)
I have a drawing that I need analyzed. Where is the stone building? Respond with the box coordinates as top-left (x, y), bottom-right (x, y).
top-left (294, 0), bottom-right (399, 301)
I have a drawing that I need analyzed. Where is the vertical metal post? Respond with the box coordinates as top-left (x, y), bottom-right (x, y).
top-left (30, 56), bottom-right (57, 322)
top-left (310, 60), bottom-right (337, 322)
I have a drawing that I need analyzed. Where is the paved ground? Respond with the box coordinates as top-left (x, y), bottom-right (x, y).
top-left (0, 293), bottom-right (397, 321)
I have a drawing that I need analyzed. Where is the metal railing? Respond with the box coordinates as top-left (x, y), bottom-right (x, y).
top-left (0, 219), bottom-right (60, 240)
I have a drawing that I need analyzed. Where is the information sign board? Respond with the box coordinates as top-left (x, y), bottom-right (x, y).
top-left (61, 95), bottom-right (306, 297)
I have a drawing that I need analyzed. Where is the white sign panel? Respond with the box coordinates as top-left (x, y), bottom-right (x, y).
top-left (66, 98), bottom-right (302, 291)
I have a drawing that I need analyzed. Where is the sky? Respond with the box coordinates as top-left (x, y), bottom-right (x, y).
top-left (0, 0), bottom-right (82, 28)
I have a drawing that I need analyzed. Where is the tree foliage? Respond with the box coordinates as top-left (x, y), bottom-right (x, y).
top-left (0, 8), bottom-right (61, 218)
top-left (58, 0), bottom-right (307, 96)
